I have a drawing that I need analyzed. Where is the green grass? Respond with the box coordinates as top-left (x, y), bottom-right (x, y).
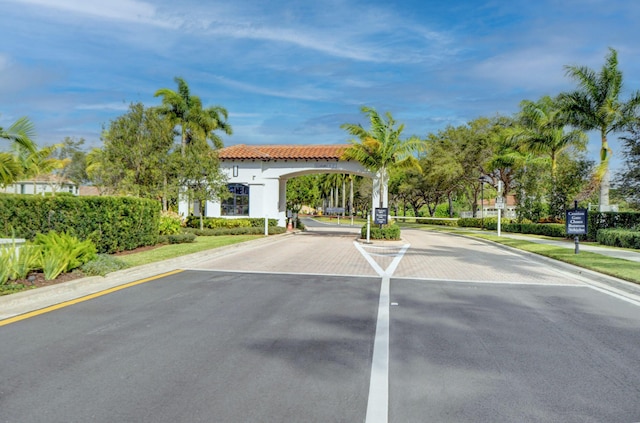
top-left (407, 224), bottom-right (640, 285)
top-left (118, 235), bottom-right (263, 267)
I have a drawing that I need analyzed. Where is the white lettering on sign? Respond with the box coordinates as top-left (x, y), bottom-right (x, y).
top-left (315, 163), bottom-right (337, 169)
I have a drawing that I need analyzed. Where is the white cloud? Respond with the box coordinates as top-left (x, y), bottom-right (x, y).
top-left (75, 102), bottom-right (130, 111)
top-left (10, 0), bottom-right (180, 28)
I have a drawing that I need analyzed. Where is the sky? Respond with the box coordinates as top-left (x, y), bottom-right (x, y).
top-left (1, 0), bottom-right (640, 171)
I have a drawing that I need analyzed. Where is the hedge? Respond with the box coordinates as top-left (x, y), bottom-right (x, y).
top-left (361, 224), bottom-right (401, 240)
top-left (596, 229), bottom-right (640, 249)
top-left (0, 194), bottom-right (160, 253)
top-left (587, 211), bottom-right (640, 241)
top-left (500, 222), bottom-right (566, 237)
top-left (185, 216), bottom-right (279, 229)
top-left (184, 226), bottom-right (286, 236)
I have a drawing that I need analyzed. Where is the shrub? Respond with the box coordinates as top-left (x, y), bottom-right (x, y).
top-left (34, 231), bottom-right (97, 275)
top-left (361, 223), bottom-right (401, 240)
top-left (596, 229), bottom-right (640, 249)
top-left (501, 223), bottom-right (566, 237)
top-left (158, 210), bottom-right (184, 235)
top-left (40, 248), bottom-right (70, 280)
top-left (0, 194), bottom-right (160, 253)
top-left (10, 243), bottom-right (42, 280)
top-left (81, 254), bottom-right (129, 276)
top-left (185, 216), bottom-right (279, 229)
top-left (413, 218), bottom-right (458, 227)
top-left (167, 233), bottom-right (197, 244)
top-left (0, 246), bottom-right (12, 285)
top-left (184, 226), bottom-right (286, 236)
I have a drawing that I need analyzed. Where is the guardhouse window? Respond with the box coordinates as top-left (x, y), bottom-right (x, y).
top-left (222, 183), bottom-right (249, 216)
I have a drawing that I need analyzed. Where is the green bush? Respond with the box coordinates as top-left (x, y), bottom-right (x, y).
top-left (158, 211), bottom-right (184, 235)
top-left (185, 216), bottom-right (278, 229)
top-left (413, 218), bottom-right (458, 227)
top-left (0, 246), bottom-right (13, 285)
top-left (361, 224), bottom-right (401, 240)
top-left (40, 248), bottom-right (70, 280)
top-left (596, 229), bottom-right (640, 249)
top-left (81, 254), bottom-right (129, 276)
top-left (184, 226), bottom-right (286, 236)
top-left (501, 223), bottom-right (566, 237)
top-left (167, 233), bottom-right (197, 244)
top-left (0, 194), bottom-right (160, 253)
top-left (34, 231), bottom-right (97, 277)
top-left (10, 243), bottom-right (42, 280)
top-left (457, 217), bottom-right (483, 228)
top-left (587, 211), bottom-right (640, 241)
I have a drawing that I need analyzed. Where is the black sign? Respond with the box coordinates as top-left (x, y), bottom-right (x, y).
top-left (566, 208), bottom-right (588, 235)
top-left (374, 208), bottom-right (388, 225)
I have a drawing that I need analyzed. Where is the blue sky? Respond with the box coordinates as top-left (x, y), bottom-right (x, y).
top-left (1, 0), bottom-right (639, 171)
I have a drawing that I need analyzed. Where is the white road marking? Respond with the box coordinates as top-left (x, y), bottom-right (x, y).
top-left (355, 242), bottom-right (410, 423)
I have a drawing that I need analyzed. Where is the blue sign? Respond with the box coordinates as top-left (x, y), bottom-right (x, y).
top-left (566, 208), bottom-right (588, 235)
top-left (374, 208), bottom-right (388, 225)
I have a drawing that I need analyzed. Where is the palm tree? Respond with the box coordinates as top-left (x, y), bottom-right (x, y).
top-left (154, 77), bottom-right (232, 154)
top-left (516, 96), bottom-right (587, 176)
top-left (14, 144), bottom-right (68, 195)
top-left (558, 48), bottom-right (640, 209)
top-left (1, 116), bottom-right (37, 186)
top-left (340, 106), bottom-right (422, 209)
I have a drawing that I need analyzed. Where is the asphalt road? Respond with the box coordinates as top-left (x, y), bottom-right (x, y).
top-left (1, 226), bottom-right (639, 422)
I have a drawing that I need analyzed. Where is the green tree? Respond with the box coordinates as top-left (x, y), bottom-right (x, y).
top-left (154, 77), bottom-right (232, 154)
top-left (516, 96), bottom-right (587, 176)
top-left (13, 143), bottom-right (68, 194)
top-left (97, 103), bottom-right (176, 202)
top-left (616, 120), bottom-right (640, 207)
top-left (177, 143), bottom-right (228, 230)
top-left (52, 137), bottom-right (90, 185)
top-left (558, 47), bottom-right (640, 209)
top-left (286, 175), bottom-right (321, 213)
top-left (1, 116), bottom-right (37, 185)
top-left (340, 106), bottom-right (422, 209)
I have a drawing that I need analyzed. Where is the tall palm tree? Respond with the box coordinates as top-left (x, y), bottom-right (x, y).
top-left (341, 106), bottom-right (422, 208)
top-left (558, 48), bottom-right (640, 209)
top-left (0, 116), bottom-right (37, 186)
top-left (516, 96), bottom-right (587, 176)
top-left (154, 77), bottom-right (232, 154)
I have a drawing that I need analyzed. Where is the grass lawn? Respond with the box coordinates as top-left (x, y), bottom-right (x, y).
top-left (407, 224), bottom-right (640, 285)
top-left (118, 234), bottom-right (263, 267)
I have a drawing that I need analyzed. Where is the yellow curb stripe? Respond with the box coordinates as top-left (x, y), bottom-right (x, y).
top-left (0, 269), bottom-right (184, 327)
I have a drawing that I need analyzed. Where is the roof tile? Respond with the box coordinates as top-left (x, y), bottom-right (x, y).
top-left (219, 144), bottom-right (349, 160)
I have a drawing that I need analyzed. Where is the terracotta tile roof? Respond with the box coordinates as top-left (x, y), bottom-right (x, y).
top-left (218, 144), bottom-right (350, 160)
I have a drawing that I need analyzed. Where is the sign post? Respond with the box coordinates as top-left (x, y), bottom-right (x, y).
top-left (495, 196), bottom-right (505, 237)
top-left (374, 207), bottom-right (388, 228)
top-left (565, 201), bottom-right (588, 254)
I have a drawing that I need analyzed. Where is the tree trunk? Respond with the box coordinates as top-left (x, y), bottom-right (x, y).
top-left (599, 134), bottom-right (611, 209)
top-left (199, 200), bottom-right (204, 230)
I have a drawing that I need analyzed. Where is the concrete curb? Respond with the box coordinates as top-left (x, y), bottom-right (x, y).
top-left (0, 233), bottom-right (293, 320)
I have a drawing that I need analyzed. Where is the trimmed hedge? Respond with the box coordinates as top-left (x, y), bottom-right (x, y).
top-left (0, 194), bottom-right (159, 253)
top-left (587, 211), bottom-right (640, 241)
top-left (596, 229), bottom-right (640, 249)
top-left (185, 216), bottom-right (279, 229)
top-left (500, 222), bottom-right (566, 237)
top-left (410, 218), bottom-right (459, 227)
top-left (361, 224), bottom-right (401, 240)
top-left (184, 226), bottom-right (286, 236)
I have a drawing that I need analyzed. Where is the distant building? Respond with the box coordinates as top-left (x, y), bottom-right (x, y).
top-left (0, 175), bottom-right (78, 196)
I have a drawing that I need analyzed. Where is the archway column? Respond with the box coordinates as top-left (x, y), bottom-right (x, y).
top-left (371, 170), bottom-right (388, 214)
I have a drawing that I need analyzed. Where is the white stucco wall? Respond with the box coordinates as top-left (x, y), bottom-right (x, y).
top-left (180, 158), bottom-right (379, 226)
